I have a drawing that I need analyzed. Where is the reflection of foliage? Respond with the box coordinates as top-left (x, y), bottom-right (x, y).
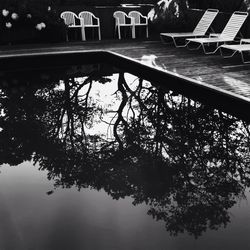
top-left (109, 79), bottom-right (250, 237)
top-left (1, 64), bottom-right (250, 238)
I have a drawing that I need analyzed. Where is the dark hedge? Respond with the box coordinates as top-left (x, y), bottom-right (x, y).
top-left (57, 0), bottom-right (157, 6)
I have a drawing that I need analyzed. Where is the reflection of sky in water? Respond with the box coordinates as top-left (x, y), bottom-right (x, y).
top-left (74, 73), bottom-right (148, 138)
top-left (0, 163), bottom-right (167, 250)
top-left (0, 162), bottom-right (250, 250)
top-left (1, 63), bottom-right (250, 249)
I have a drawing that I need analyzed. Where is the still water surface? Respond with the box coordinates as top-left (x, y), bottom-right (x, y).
top-left (0, 63), bottom-right (250, 249)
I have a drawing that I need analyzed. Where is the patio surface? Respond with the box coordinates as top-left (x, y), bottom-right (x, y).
top-left (1, 39), bottom-right (250, 119)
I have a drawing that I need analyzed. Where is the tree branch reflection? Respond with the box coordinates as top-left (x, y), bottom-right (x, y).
top-left (0, 63), bottom-right (250, 238)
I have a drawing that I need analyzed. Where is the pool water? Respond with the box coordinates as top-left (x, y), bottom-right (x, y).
top-left (0, 63), bottom-right (250, 250)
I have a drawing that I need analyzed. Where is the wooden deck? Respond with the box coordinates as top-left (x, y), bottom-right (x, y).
top-left (95, 40), bottom-right (250, 100)
top-left (1, 40), bottom-right (250, 119)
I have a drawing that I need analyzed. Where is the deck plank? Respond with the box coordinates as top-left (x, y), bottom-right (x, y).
top-left (107, 41), bottom-right (250, 100)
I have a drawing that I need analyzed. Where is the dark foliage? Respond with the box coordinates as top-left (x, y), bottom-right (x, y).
top-left (58, 0), bottom-right (157, 6)
top-left (148, 0), bottom-right (189, 32)
top-left (1, 63), bottom-right (250, 238)
top-left (0, 0), bottom-right (66, 44)
top-left (188, 0), bottom-right (245, 12)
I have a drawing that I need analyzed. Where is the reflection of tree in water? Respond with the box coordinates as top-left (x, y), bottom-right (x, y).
top-left (1, 64), bottom-right (250, 238)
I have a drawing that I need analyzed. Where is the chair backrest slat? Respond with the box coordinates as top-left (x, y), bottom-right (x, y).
top-left (128, 11), bottom-right (142, 24)
top-left (60, 11), bottom-right (78, 26)
top-left (79, 11), bottom-right (94, 25)
top-left (193, 9), bottom-right (219, 35)
top-left (219, 11), bottom-right (248, 39)
top-left (113, 11), bottom-right (127, 25)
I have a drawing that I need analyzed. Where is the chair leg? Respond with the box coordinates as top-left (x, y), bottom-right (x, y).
top-left (146, 26), bottom-right (149, 38)
top-left (118, 26), bottom-right (121, 40)
top-left (202, 43), bottom-right (221, 55)
top-left (241, 51), bottom-right (250, 64)
top-left (202, 43), bottom-right (219, 55)
top-left (98, 26), bottom-right (101, 40)
top-left (219, 46), bottom-right (237, 58)
top-left (160, 35), bottom-right (173, 45)
top-left (74, 29), bottom-right (78, 40)
top-left (132, 25), bottom-right (135, 39)
top-left (187, 41), bottom-right (202, 50)
top-left (81, 26), bottom-right (86, 41)
top-left (172, 37), bottom-right (189, 48)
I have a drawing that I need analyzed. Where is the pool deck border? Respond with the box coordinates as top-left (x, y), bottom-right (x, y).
top-left (0, 44), bottom-right (250, 121)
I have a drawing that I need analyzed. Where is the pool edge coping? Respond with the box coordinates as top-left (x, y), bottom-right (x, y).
top-left (0, 48), bottom-right (250, 120)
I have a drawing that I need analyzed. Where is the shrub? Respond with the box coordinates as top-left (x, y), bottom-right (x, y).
top-left (187, 0), bottom-right (245, 12)
top-left (58, 0), bottom-right (158, 6)
top-left (0, 0), bottom-right (66, 44)
top-left (148, 0), bottom-right (188, 32)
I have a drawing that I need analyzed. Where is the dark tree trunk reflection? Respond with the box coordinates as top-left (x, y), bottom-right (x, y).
top-left (0, 63), bottom-right (250, 238)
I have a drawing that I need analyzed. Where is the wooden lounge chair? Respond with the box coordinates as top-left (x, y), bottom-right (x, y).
top-left (219, 39), bottom-right (250, 63)
top-left (160, 9), bottom-right (219, 47)
top-left (186, 11), bottom-right (249, 54)
top-left (78, 11), bottom-right (101, 41)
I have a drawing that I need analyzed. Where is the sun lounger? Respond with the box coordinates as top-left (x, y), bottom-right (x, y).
top-left (186, 11), bottom-right (249, 54)
top-left (160, 9), bottom-right (219, 47)
top-left (240, 38), bottom-right (250, 44)
top-left (219, 43), bottom-right (250, 63)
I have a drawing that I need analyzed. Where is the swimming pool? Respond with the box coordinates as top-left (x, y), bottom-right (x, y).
top-left (0, 53), bottom-right (250, 249)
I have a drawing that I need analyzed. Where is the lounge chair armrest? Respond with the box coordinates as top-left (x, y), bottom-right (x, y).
top-left (209, 33), bottom-right (220, 37)
top-left (241, 38), bottom-right (250, 44)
